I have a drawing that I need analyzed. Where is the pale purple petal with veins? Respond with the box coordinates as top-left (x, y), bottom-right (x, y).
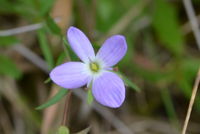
top-left (92, 71), bottom-right (125, 108)
top-left (50, 62), bottom-right (90, 89)
top-left (67, 26), bottom-right (95, 63)
top-left (96, 35), bottom-right (127, 67)
top-left (50, 27), bottom-right (128, 108)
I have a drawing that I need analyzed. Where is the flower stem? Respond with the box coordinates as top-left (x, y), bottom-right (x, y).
top-left (61, 90), bottom-right (72, 126)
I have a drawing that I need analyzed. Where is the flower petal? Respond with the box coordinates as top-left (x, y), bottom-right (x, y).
top-left (92, 71), bottom-right (125, 108)
top-left (50, 62), bottom-right (90, 89)
top-left (67, 26), bottom-right (95, 62)
top-left (96, 35), bottom-right (127, 67)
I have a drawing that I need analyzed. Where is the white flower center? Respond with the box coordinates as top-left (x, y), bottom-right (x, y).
top-left (84, 58), bottom-right (105, 78)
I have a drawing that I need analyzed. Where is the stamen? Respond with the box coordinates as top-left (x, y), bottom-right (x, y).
top-left (90, 62), bottom-right (99, 72)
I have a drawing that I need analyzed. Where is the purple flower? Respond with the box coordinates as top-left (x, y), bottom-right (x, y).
top-left (50, 26), bottom-right (127, 108)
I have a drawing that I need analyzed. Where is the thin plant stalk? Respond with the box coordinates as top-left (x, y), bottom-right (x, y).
top-left (181, 68), bottom-right (200, 134)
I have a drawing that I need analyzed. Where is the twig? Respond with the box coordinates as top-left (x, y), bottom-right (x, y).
top-left (182, 1), bottom-right (200, 133)
top-left (0, 18), bottom-right (60, 36)
top-left (181, 68), bottom-right (200, 134)
top-left (61, 91), bottom-right (72, 126)
top-left (183, 0), bottom-right (200, 49)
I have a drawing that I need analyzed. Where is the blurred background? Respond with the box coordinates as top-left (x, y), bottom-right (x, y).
top-left (0, 0), bottom-right (200, 134)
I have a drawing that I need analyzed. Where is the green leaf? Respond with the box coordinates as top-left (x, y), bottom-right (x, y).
top-left (181, 58), bottom-right (200, 81)
top-left (37, 29), bottom-right (54, 69)
top-left (58, 126), bottom-right (70, 134)
top-left (96, 0), bottom-right (124, 32)
top-left (36, 88), bottom-right (68, 110)
top-left (56, 52), bottom-right (67, 66)
top-left (0, 0), bottom-right (14, 13)
top-left (160, 89), bottom-right (178, 125)
top-left (44, 77), bottom-right (51, 83)
top-left (0, 55), bottom-right (22, 79)
top-left (39, 0), bottom-right (55, 16)
top-left (152, 0), bottom-right (184, 56)
top-left (117, 72), bottom-right (140, 91)
top-left (63, 37), bottom-right (68, 45)
top-left (87, 90), bottom-right (93, 104)
top-left (0, 0), bottom-right (38, 17)
top-left (63, 38), bottom-right (79, 61)
top-left (0, 36), bottom-right (19, 47)
top-left (46, 15), bottom-right (61, 35)
top-left (43, 52), bottom-right (66, 84)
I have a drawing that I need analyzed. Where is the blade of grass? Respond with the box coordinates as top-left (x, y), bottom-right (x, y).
top-left (0, 55), bottom-right (22, 79)
top-left (117, 72), bottom-right (140, 91)
top-left (0, 36), bottom-right (19, 46)
top-left (39, 0), bottom-right (55, 16)
top-left (37, 29), bottom-right (54, 69)
top-left (160, 89), bottom-right (179, 126)
top-left (44, 77), bottom-right (51, 83)
top-left (36, 88), bottom-right (68, 110)
top-left (46, 15), bottom-right (61, 35)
